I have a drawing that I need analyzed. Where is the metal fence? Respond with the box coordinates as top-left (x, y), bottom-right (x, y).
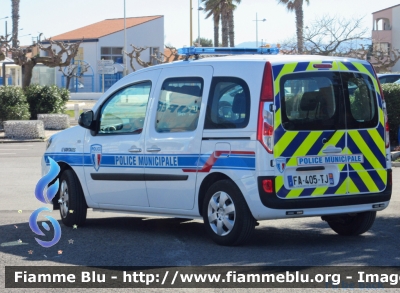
top-left (99, 72), bottom-right (123, 92)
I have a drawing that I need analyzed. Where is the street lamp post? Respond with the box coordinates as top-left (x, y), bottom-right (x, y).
top-left (253, 13), bottom-right (266, 47)
top-left (190, 0), bottom-right (193, 46)
top-left (123, 0), bottom-right (128, 76)
top-left (1, 17), bottom-right (9, 56)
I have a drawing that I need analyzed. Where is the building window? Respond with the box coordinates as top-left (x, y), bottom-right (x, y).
top-left (150, 47), bottom-right (159, 65)
top-left (101, 47), bottom-right (123, 64)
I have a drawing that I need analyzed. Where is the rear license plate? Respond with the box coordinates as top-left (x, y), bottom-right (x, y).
top-left (288, 173), bottom-right (334, 188)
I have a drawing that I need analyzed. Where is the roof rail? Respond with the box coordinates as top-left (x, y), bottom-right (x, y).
top-left (177, 47), bottom-right (279, 60)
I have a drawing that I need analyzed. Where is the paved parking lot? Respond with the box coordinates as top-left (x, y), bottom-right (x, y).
top-left (0, 142), bottom-right (399, 292)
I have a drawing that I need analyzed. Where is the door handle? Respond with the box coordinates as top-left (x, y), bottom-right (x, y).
top-left (128, 148), bottom-right (142, 153)
top-left (147, 147), bottom-right (161, 152)
top-left (322, 147), bottom-right (342, 154)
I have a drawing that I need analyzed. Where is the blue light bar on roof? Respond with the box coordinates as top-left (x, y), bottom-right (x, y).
top-left (177, 46), bottom-right (280, 57)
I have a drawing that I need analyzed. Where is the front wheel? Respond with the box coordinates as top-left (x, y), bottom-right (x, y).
top-left (59, 169), bottom-right (87, 227)
top-left (202, 180), bottom-right (255, 246)
top-left (324, 211), bottom-right (376, 236)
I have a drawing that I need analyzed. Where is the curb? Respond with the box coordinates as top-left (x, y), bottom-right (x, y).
top-left (392, 162), bottom-right (400, 167)
top-left (0, 137), bottom-right (48, 143)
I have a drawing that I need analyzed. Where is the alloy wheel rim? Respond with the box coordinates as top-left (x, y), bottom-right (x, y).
top-left (207, 191), bottom-right (236, 236)
top-left (59, 180), bottom-right (69, 218)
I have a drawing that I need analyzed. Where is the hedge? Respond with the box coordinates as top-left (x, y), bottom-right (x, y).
top-left (382, 83), bottom-right (400, 145)
top-left (0, 86), bottom-right (30, 128)
top-left (24, 85), bottom-right (70, 120)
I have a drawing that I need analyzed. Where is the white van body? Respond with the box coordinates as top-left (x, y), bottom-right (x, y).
top-left (42, 52), bottom-right (392, 245)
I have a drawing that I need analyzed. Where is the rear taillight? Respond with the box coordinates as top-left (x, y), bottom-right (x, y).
top-left (258, 62), bottom-right (274, 153)
top-left (385, 116), bottom-right (390, 149)
top-left (370, 62), bottom-right (390, 149)
top-left (262, 179), bottom-right (274, 193)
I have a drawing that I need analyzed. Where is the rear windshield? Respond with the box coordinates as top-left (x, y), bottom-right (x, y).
top-left (280, 71), bottom-right (378, 131)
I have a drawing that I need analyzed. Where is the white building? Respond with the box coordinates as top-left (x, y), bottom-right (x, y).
top-left (45, 15), bottom-right (164, 92)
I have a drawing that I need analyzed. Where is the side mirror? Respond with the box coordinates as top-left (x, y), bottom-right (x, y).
top-left (78, 110), bottom-right (94, 130)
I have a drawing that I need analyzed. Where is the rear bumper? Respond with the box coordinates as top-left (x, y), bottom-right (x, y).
top-left (258, 169), bottom-right (392, 210)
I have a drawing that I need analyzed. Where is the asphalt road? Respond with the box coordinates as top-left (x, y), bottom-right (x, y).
top-left (0, 142), bottom-right (399, 292)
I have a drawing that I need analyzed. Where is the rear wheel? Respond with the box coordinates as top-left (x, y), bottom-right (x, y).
top-left (202, 180), bottom-right (255, 246)
top-left (59, 169), bottom-right (87, 227)
top-left (324, 211), bottom-right (376, 236)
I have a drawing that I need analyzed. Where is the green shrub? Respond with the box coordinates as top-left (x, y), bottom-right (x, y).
top-left (382, 83), bottom-right (400, 145)
top-left (0, 86), bottom-right (30, 127)
top-left (24, 85), bottom-right (70, 119)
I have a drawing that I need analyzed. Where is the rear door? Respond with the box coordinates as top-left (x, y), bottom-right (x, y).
top-left (144, 66), bottom-right (213, 210)
top-left (338, 61), bottom-right (387, 195)
top-left (273, 61), bottom-right (349, 199)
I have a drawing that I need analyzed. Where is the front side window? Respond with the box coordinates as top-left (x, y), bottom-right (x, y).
top-left (99, 82), bottom-right (151, 134)
top-left (205, 77), bottom-right (250, 129)
top-left (155, 78), bottom-right (203, 133)
top-left (280, 72), bottom-right (342, 131)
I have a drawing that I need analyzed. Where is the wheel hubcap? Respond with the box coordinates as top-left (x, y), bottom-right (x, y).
top-left (207, 191), bottom-right (236, 236)
top-left (59, 180), bottom-right (69, 218)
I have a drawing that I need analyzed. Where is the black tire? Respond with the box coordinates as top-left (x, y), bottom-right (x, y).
top-left (58, 169), bottom-right (87, 227)
top-left (326, 211), bottom-right (376, 236)
top-left (202, 180), bottom-right (256, 246)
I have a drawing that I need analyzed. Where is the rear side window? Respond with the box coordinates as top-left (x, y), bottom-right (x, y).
top-left (204, 77), bottom-right (250, 129)
top-left (342, 72), bottom-right (378, 129)
top-left (280, 72), bottom-right (343, 131)
top-left (155, 77), bottom-right (203, 133)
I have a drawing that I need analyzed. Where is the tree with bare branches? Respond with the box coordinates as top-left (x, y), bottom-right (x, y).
top-left (344, 44), bottom-right (400, 73)
top-left (59, 61), bottom-right (90, 89)
top-left (280, 15), bottom-right (369, 56)
top-left (125, 45), bottom-right (180, 72)
top-left (9, 38), bottom-right (83, 88)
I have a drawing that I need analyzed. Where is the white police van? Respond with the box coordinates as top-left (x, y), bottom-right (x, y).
top-left (43, 47), bottom-right (392, 246)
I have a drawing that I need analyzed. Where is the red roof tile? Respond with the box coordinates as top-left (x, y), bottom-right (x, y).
top-left (51, 16), bottom-right (163, 41)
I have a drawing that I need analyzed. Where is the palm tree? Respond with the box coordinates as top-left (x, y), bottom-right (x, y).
top-left (11, 0), bottom-right (20, 48)
top-left (202, 0), bottom-right (241, 47)
top-left (278, 0), bottom-right (309, 53)
top-left (202, 0), bottom-right (221, 47)
top-left (227, 0), bottom-right (241, 47)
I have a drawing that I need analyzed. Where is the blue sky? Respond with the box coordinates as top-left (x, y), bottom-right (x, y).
top-left (1, 0), bottom-right (399, 47)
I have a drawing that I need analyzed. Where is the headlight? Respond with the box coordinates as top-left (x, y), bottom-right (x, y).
top-left (46, 137), bottom-right (53, 150)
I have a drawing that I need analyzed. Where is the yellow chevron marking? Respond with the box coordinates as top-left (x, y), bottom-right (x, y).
top-left (352, 62), bottom-right (380, 92)
top-left (348, 178), bottom-right (360, 193)
top-left (367, 129), bottom-right (385, 156)
top-left (312, 187), bottom-right (328, 196)
top-left (335, 177), bottom-right (348, 195)
top-left (379, 108), bottom-right (384, 126)
top-left (348, 131), bottom-right (384, 170)
top-left (274, 131), bottom-right (299, 158)
top-left (275, 108), bottom-right (281, 130)
top-left (286, 132), bottom-right (322, 167)
top-left (358, 171), bottom-right (379, 192)
top-left (275, 176), bottom-right (284, 194)
top-left (286, 188), bottom-right (303, 198)
top-left (273, 63), bottom-right (298, 96)
top-left (338, 62), bottom-right (349, 71)
top-left (318, 131), bottom-right (346, 170)
top-left (318, 131), bottom-right (345, 155)
top-left (377, 169), bottom-right (387, 186)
